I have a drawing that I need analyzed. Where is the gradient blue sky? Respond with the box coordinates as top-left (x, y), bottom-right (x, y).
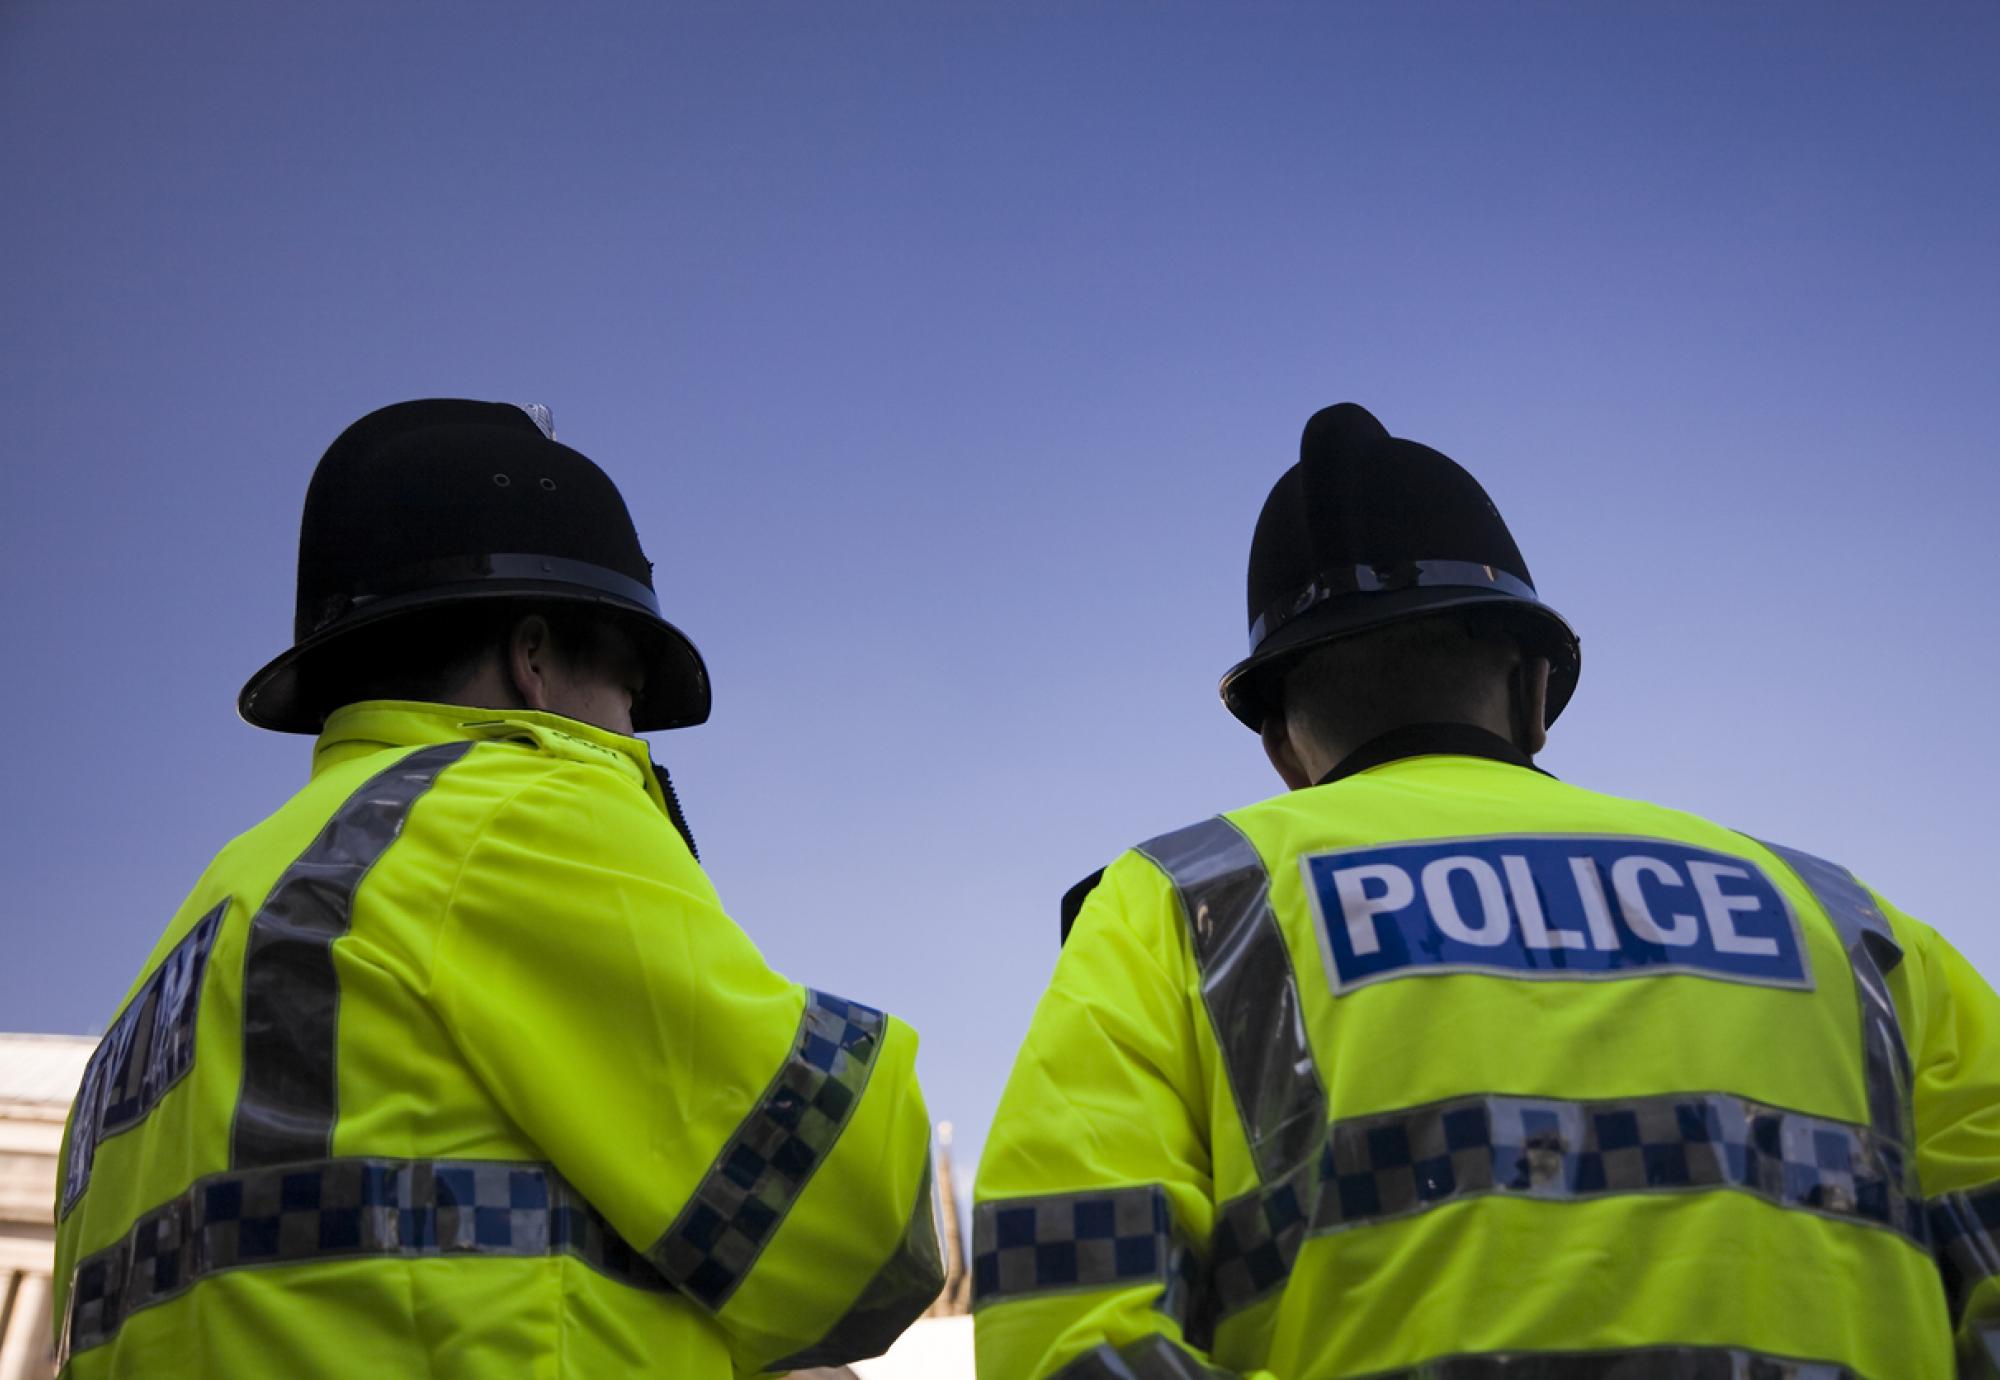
top-left (5, 2), bottom-right (1995, 1181)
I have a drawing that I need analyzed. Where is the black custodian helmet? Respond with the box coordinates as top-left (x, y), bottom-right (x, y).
top-left (1219, 402), bottom-right (1580, 732)
top-left (239, 399), bottom-right (711, 734)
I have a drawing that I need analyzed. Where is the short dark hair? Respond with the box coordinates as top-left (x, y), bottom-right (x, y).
top-left (318, 600), bottom-right (620, 715)
top-left (1278, 610), bottom-right (1523, 757)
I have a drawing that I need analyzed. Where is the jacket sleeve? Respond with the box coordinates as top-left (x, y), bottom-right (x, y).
top-left (1902, 912), bottom-right (2000, 1377)
top-left (973, 852), bottom-right (1277, 1380)
top-left (428, 761), bottom-right (942, 1373)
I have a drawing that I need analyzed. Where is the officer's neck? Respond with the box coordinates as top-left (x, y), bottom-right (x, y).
top-left (1272, 710), bottom-right (1513, 789)
top-left (1311, 721), bottom-right (1549, 788)
top-left (1271, 661), bottom-right (1552, 791)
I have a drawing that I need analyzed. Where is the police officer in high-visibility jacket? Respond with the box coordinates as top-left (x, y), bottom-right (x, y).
top-left (973, 403), bottom-right (2000, 1379)
top-left (53, 400), bottom-right (943, 1377)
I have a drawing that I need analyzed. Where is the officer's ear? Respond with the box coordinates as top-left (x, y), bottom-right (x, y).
top-left (506, 615), bottom-right (561, 713)
top-left (1512, 656), bottom-right (1551, 757)
top-left (1262, 708), bottom-right (1315, 792)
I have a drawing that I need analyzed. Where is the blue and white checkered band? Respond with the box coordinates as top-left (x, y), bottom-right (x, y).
top-left (64, 900), bottom-right (226, 1216)
top-left (1351, 1349), bottom-right (1862, 1379)
top-left (56, 1156), bottom-right (662, 1367)
top-left (1302, 836), bottom-right (1814, 996)
top-left (1203, 1089), bottom-right (1926, 1320)
top-left (971, 1186), bottom-right (1203, 1341)
top-left (1930, 1181), bottom-right (2000, 1328)
top-left (1247, 559), bottom-right (1539, 651)
top-left (647, 990), bottom-right (886, 1311)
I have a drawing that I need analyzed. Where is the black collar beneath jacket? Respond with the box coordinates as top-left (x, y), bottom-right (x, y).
top-left (1315, 722), bottom-right (1553, 788)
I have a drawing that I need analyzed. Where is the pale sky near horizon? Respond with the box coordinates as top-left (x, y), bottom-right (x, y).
top-left (4, 1), bottom-right (1996, 1184)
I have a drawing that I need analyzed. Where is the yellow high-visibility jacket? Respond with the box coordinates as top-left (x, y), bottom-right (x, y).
top-left (974, 732), bottom-right (2000, 1379)
top-left (54, 701), bottom-right (942, 1378)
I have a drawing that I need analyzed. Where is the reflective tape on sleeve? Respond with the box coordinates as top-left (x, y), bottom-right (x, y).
top-left (770, 1159), bottom-right (947, 1371)
top-left (1972, 1324), bottom-right (2000, 1379)
top-left (1752, 838), bottom-right (1914, 1157)
top-left (1355, 1347), bottom-right (1860, 1378)
top-left (1932, 1182), bottom-right (2000, 1325)
top-left (1208, 1153), bottom-right (1317, 1315)
top-left (231, 740), bottom-right (474, 1168)
top-left (1207, 1089), bottom-right (1926, 1319)
top-left (56, 1155), bottom-right (662, 1367)
top-left (972, 1184), bottom-right (1202, 1337)
top-left (646, 990), bottom-right (885, 1310)
top-left (1054, 1336), bottom-right (1239, 1379)
top-left (1137, 816), bottom-right (1326, 1183)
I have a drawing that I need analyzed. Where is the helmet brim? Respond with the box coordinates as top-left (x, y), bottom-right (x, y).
top-left (237, 581), bottom-right (711, 735)
top-left (1218, 587), bottom-right (1580, 733)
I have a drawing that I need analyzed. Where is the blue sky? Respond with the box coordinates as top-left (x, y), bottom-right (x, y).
top-left (4, 1), bottom-right (1995, 1182)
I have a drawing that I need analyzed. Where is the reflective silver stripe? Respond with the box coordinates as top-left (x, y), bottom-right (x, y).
top-left (1357, 1347), bottom-right (1861, 1379)
top-left (770, 1160), bottom-right (948, 1371)
top-left (971, 1184), bottom-right (1202, 1337)
top-left (1932, 1182), bottom-right (2000, 1324)
top-left (1054, 1337), bottom-right (1237, 1379)
top-left (230, 741), bottom-right (473, 1167)
top-left (1753, 839), bottom-right (1915, 1156)
top-left (55, 1155), bottom-right (660, 1366)
top-left (1137, 817), bottom-right (1326, 1183)
top-left (647, 989), bottom-right (886, 1310)
top-left (1975, 1324), bottom-right (2000, 1378)
top-left (1209, 1089), bottom-right (1926, 1318)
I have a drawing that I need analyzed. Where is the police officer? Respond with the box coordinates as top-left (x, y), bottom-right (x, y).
top-left (973, 403), bottom-right (2000, 1378)
top-left (54, 401), bottom-right (943, 1377)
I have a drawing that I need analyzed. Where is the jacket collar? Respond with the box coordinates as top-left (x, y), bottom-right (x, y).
top-left (312, 700), bottom-right (669, 815)
top-left (1315, 721), bottom-right (1552, 788)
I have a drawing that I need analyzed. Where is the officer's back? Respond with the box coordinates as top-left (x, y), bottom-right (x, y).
top-left (53, 401), bottom-right (944, 1377)
top-left (974, 404), bottom-right (2000, 1379)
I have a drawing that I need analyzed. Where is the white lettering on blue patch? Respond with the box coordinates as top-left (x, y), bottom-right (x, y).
top-left (1301, 836), bottom-right (1812, 995)
top-left (62, 900), bottom-right (225, 1215)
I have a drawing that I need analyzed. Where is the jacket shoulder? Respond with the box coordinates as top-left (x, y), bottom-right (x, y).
top-left (455, 716), bottom-right (649, 780)
top-left (1058, 806), bottom-right (1274, 947)
top-left (1130, 793), bottom-right (1295, 880)
top-left (383, 730), bottom-right (686, 884)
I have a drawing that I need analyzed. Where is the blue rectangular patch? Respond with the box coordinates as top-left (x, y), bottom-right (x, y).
top-left (63, 899), bottom-right (226, 1216)
top-left (1300, 835), bottom-right (1811, 995)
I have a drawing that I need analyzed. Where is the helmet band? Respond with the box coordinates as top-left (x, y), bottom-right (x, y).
top-left (303, 552), bottom-right (662, 639)
top-left (1249, 560), bottom-right (1541, 651)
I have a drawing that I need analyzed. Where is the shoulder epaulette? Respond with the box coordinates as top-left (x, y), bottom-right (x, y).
top-left (1058, 868), bottom-right (1108, 947)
